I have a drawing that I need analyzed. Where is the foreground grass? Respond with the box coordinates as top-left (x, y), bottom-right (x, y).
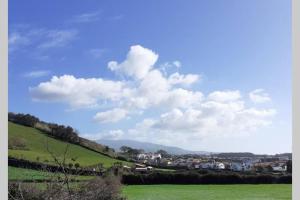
top-left (9, 122), bottom-right (132, 168)
top-left (123, 184), bottom-right (292, 200)
top-left (8, 166), bottom-right (94, 181)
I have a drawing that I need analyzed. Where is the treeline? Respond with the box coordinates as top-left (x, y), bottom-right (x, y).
top-left (8, 113), bottom-right (39, 127)
top-left (214, 152), bottom-right (256, 158)
top-left (8, 112), bottom-right (115, 157)
top-left (122, 171), bottom-right (292, 185)
top-left (9, 112), bottom-right (80, 144)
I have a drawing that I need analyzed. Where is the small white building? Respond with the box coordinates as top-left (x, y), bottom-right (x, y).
top-left (214, 162), bottom-right (225, 170)
top-left (135, 166), bottom-right (153, 172)
top-left (272, 163), bottom-right (287, 172)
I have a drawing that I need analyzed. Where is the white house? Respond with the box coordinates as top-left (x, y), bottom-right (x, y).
top-left (214, 162), bottom-right (225, 170)
top-left (272, 163), bottom-right (287, 172)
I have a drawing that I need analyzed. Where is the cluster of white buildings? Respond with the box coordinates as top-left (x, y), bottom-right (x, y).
top-left (136, 153), bottom-right (162, 165)
top-left (135, 153), bottom-right (290, 173)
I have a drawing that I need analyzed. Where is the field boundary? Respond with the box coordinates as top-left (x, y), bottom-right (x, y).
top-left (9, 157), bottom-right (102, 176)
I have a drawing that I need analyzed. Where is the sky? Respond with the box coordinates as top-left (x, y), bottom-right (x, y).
top-left (8, 0), bottom-right (291, 154)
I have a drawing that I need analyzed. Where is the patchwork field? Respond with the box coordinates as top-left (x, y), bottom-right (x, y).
top-left (123, 184), bottom-right (292, 200)
top-left (8, 122), bottom-right (132, 168)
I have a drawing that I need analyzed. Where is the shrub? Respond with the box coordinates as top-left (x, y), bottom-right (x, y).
top-left (74, 163), bottom-right (80, 169)
top-left (68, 163), bottom-right (73, 169)
top-left (8, 182), bottom-right (44, 200)
top-left (8, 175), bottom-right (126, 200)
top-left (8, 137), bottom-right (28, 150)
top-left (77, 176), bottom-right (126, 200)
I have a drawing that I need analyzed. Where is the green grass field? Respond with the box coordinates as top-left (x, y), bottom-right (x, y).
top-left (8, 166), bottom-right (94, 181)
top-left (123, 184), bottom-right (292, 200)
top-left (8, 122), bottom-right (132, 168)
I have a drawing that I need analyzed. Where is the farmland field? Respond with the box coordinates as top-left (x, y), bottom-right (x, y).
top-left (123, 184), bottom-right (292, 200)
top-left (8, 122), bottom-right (132, 168)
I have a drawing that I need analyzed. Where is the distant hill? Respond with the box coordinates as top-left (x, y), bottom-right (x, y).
top-left (97, 139), bottom-right (211, 155)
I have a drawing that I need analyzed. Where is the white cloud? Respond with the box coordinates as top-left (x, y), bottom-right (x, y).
top-left (165, 88), bottom-right (203, 109)
top-left (29, 75), bottom-right (125, 109)
top-left (93, 108), bottom-right (128, 123)
top-left (125, 104), bottom-right (276, 146)
top-left (81, 129), bottom-right (124, 141)
top-left (173, 60), bottom-right (181, 68)
top-left (160, 60), bottom-right (182, 75)
top-left (249, 89), bottom-right (271, 103)
top-left (9, 26), bottom-right (78, 54)
top-left (29, 45), bottom-right (276, 146)
top-left (9, 32), bottom-right (30, 52)
top-left (23, 70), bottom-right (51, 78)
top-left (208, 90), bottom-right (241, 102)
top-left (69, 11), bottom-right (101, 23)
top-left (108, 45), bottom-right (159, 79)
top-left (38, 30), bottom-right (78, 49)
top-left (168, 72), bottom-right (199, 87)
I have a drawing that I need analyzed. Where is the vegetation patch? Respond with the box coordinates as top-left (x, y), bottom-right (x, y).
top-left (8, 137), bottom-right (28, 150)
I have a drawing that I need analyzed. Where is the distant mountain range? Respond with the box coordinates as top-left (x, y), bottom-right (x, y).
top-left (97, 139), bottom-right (212, 155)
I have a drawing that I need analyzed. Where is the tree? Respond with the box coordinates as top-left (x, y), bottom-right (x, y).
top-left (287, 160), bottom-right (292, 173)
top-left (120, 146), bottom-right (132, 153)
top-left (68, 163), bottom-right (73, 169)
top-left (8, 112), bottom-right (39, 127)
top-left (156, 149), bottom-right (169, 157)
top-left (104, 146), bottom-right (110, 152)
top-left (74, 163), bottom-right (80, 170)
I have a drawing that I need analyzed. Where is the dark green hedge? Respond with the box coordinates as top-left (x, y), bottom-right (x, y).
top-left (122, 171), bottom-right (292, 185)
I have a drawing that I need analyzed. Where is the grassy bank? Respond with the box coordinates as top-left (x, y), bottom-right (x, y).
top-left (9, 122), bottom-right (132, 168)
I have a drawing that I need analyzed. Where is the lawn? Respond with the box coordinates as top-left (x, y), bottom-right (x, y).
top-left (123, 184), bottom-right (292, 200)
top-left (8, 166), bottom-right (94, 181)
top-left (8, 122), bottom-right (132, 168)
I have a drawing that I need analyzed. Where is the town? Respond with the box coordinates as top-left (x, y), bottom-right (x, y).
top-left (119, 147), bottom-right (292, 174)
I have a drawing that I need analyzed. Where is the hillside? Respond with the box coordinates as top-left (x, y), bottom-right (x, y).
top-left (9, 112), bottom-right (116, 158)
top-left (98, 139), bottom-right (211, 155)
top-left (8, 122), bottom-right (132, 168)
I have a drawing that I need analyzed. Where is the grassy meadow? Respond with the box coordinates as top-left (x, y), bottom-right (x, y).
top-left (8, 122), bottom-right (132, 168)
top-left (123, 184), bottom-right (292, 200)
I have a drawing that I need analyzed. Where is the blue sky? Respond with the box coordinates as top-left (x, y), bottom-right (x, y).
top-left (9, 0), bottom-right (291, 154)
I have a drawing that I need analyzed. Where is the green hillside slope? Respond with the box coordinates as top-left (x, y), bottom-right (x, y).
top-left (8, 122), bottom-right (132, 168)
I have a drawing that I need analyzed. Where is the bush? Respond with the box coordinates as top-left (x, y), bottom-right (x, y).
top-left (8, 137), bottom-right (28, 150)
top-left (8, 182), bottom-right (44, 200)
top-left (77, 176), bottom-right (126, 200)
top-left (8, 175), bottom-right (126, 200)
top-left (74, 163), bottom-right (80, 169)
